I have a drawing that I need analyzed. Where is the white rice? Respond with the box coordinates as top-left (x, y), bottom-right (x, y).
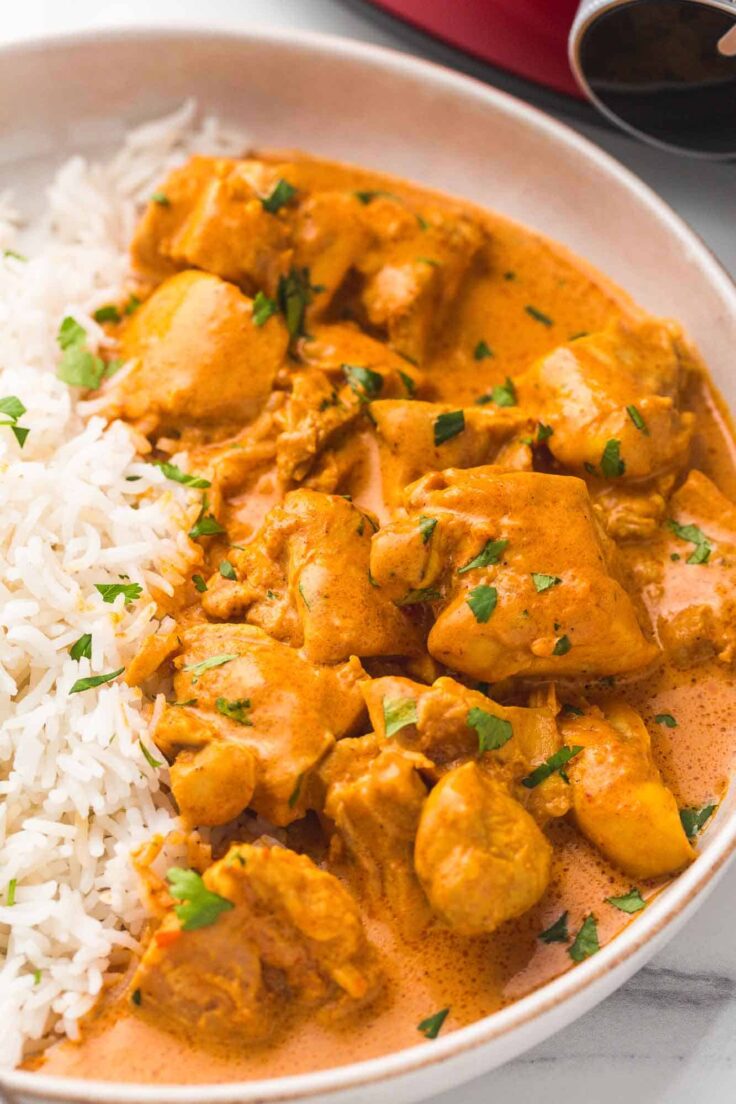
top-left (0, 103), bottom-right (245, 1067)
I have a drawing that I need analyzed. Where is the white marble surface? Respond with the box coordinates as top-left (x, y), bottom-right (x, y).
top-left (3, 3), bottom-right (736, 1101)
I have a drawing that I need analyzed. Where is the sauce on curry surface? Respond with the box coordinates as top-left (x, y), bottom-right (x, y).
top-left (36, 154), bottom-right (736, 1084)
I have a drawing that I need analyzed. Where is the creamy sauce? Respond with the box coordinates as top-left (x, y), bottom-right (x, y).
top-left (36, 155), bottom-right (736, 1085)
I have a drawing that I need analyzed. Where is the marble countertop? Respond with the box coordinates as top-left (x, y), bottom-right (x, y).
top-left (3, 3), bottom-right (736, 1101)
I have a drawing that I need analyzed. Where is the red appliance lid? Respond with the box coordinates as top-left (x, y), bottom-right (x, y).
top-left (366, 0), bottom-right (583, 99)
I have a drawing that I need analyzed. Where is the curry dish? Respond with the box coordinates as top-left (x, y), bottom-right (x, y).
top-left (37, 151), bottom-right (736, 1084)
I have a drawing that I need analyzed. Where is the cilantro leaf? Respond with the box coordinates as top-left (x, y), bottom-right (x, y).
top-left (474, 340), bottom-right (493, 360)
top-left (525, 305), bottom-right (553, 327)
top-left (568, 914), bottom-right (599, 962)
top-left (219, 561), bottom-right (237, 581)
top-left (539, 911), bottom-right (569, 944)
top-left (457, 538), bottom-right (508, 575)
top-left (434, 410), bottom-right (465, 446)
top-left (69, 668), bottom-right (125, 694)
top-left (215, 697), bottom-right (252, 726)
top-left (467, 707), bottom-right (512, 753)
top-left (0, 396), bottom-right (26, 421)
top-left (398, 369), bottom-right (416, 397)
top-left (166, 867), bottom-right (234, 931)
top-left (667, 519), bottom-right (712, 565)
top-left (606, 888), bottom-right (646, 914)
top-left (343, 364), bottom-right (384, 402)
top-left (69, 633), bottom-right (92, 661)
top-left (417, 1007), bottom-right (449, 1039)
top-left (532, 573), bottom-right (561, 593)
top-left (397, 587), bottom-right (441, 605)
top-left (151, 191), bottom-right (170, 206)
top-left (626, 405), bottom-right (649, 435)
top-left (680, 803), bottom-right (716, 839)
top-left (277, 266), bottom-right (317, 348)
top-left (466, 584), bottom-right (498, 623)
top-left (93, 305), bottom-right (121, 324)
top-left (655, 713), bottom-right (677, 728)
top-left (553, 634), bottom-right (572, 656)
top-left (189, 496), bottom-right (226, 540)
top-left (156, 461), bottom-right (211, 488)
top-left (140, 741), bottom-right (163, 769)
top-left (383, 697), bottom-right (418, 738)
top-left (94, 583), bottom-right (142, 604)
top-left (253, 290), bottom-right (278, 326)
top-left (600, 439), bottom-right (626, 478)
top-left (418, 515), bottom-right (437, 544)
top-left (192, 574), bottom-right (208, 593)
top-left (476, 377), bottom-right (517, 408)
top-left (522, 745), bottom-right (584, 788)
top-left (183, 653), bottom-right (238, 684)
top-left (261, 178), bottom-right (297, 213)
top-left (536, 422), bottom-right (554, 443)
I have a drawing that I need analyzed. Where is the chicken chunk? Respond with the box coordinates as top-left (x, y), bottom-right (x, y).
top-left (414, 762), bottom-right (552, 935)
top-left (358, 211), bottom-right (485, 363)
top-left (361, 674), bottom-right (569, 821)
top-left (624, 470), bottom-right (736, 667)
top-left (370, 467), bottom-right (659, 682)
top-left (153, 623), bottom-right (367, 825)
top-left (515, 318), bottom-right (695, 482)
top-left (561, 701), bottom-right (694, 878)
top-left (319, 738), bottom-right (433, 937)
top-left (110, 270), bottom-right (287, 435)
top-left (202, 490), bottom-right (422, 664)
top-left (370, 400), bottom-right (531, 506)
top-left (131, 156), bottom-right (293, 293)
top-left (131, 843), bottom-right (382, 1044)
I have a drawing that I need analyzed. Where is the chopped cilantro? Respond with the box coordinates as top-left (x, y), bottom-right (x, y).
top-left (93, 304), bottom-right (121, 324)
top-left (277, 266), bottom-right (317, 349)
top-left (626, 405), bottom-right (649, 435)
top-left (561, 704), bottom-right (584, 716)
top-left (539, 911), bottom-right (569, 944)
top-left (354, 189), bottom-right (400, 205)
top-left (140, 741), bottom-right (163, 769)
top-left (398, 369), bottom-right (416, 397)
top-left (69, 633), bottom-right (93, 661)
top-left (156, 460), bottom-right (211, 488)
top-left (525, 305), bottom-right (553, 327)
top-left (532, 573), bottom-right (561, 593)
top-left (288, 772), bottom-right (304, 809)
top-left (457, 538), bottom-right (508, 575)
top-left (56, 317), bottom-right (105, 389)
top-left (600, 439), bottom-right (626, 478)
top-left (192, 574), bottom-right (208, 593)
top-left (468, 707), bottom-right (512, 754)
top-left (667, 519), bottom-right (712, 565)
top-left (183, 653), bottom-right (238, 684)
top-left (33, 968), bottom-right (42, 985)
top-left (343, 363), bottom-right (384, 402)
top-left (6, 879), bottom-right (17, 906)
top-left (219, 560), bottom-right (237, 581)
top-left (476, 377), bottom-right (517, 408)
top-left (467, 584), bottom-right (498, 623)
top-left (537, 423), bottom-right (554, 442)
top-left (166, 867), bottom-right (234, 931)
top-left (655, 713), bottom-right (677, 728)
top-left (553, 634), bottom-right (571, 656)
top-left (568, 914), bottom-right (599, 962)
top-left (188, 497), bottom-right (226, 540)
top-left (522, 745), bottom-right (583, 788)
top-left (298, 581), bottom-right (311, 609)
top-left (397, 587), bottom-right (441, 605)
top-left (261, 178), bottom-right (297, 213)
top-left (434, 409), bottom-right (465, 445)
top-left (150, 191), bottom-right (170, 206)
top-left (215, 697), bottom-right (252, 726)
top-left (0, 396), bottom-right (26, 421)
top-left (94, 582), bottom-right (142, 604)
top-left (680, 803), bottom-right (716, 839)
top-left (124, 294), bottom-right (141, 316)
top-left (417, 1007), bottom-right (449, 1039)
top-left (383, 697), bottom-right (418, 738)
top-left (131, 988), bottom-right (142, 1006)
top-left (606, 888), bottom-right (646, 914)
top-left (253, 290), bottom-right (279, 326)
top-left (418, 515), bottom-right (437, 544)
top-left (474, 340), bottom-right (493, 360)
top-left (69, 668), bottom-right (125, 694)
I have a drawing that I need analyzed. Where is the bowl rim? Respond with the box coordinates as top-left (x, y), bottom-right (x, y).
top-left (2, 20), bottom-right (736, 1104)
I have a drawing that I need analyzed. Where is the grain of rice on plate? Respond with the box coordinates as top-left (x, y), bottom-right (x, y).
top-left (0, 103), bottom-right (244, 1067)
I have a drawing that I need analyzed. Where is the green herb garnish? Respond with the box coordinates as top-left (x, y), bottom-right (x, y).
top-left (539, 911), bottom-right (569, 944)
top-left (183, 653), bottom-right (238, 684)
top-left (655, 713), bottom-right (677, 728)
top-left (626, 405), bottom-right (649, 435)
top-left (522, 745), bottom-right (583, 788)
top-left (166, 867), bottom-right (234, 931)
top-left (606, 888), bottom-right (646, 914)
top-left (6, 879), bottom-right (17, 906)
top-left (398, 369), bottom-right (416, 397)
top-left (418, 515), bottom-right (437, 544)
top-left (468, 707), bottom-right (512, 754)
top-left (568, 914), bottom-right (599, 962)
top-left (192, 574), bottom-right (207, 593)
top-left (417, 1008), bottom-right (449, 1039)
top-left (600, 438), bottom-right (625, 478)
top-left (476, 377), bottom-right (517, 408)
top-left (277, 266), bottom-right (317, 349)
top-left (69, 633), bottom-right (92, 661)
top-left (553, 634), bottom-right (571, 656)
top-left (94, 583), bottom-right (142, 604)
top-left (525, 305), bottom-right (553, 327)
top-left (667, 519), bottom-right (712, 565)
top-left (680, 803), bottom-right (716, 839)
top-left (219, 561), bottom-right (237, 581)
top-left (151, 191), bottom-right (170, 206)
top-left (457, 538), bottom-right (508, 575)
top-left (397, 587), bottom-right (441, 606)
top-left (131, 988), bottom-right (142, 1006)
top-left (188, 496), bottom-right (226, 540)
top-left (156, 461), bottom-right (211, 489)
top-left (215, 697), bottom-right (252, 726)
top-left (467, 585), bottom-right (498, 623)
top-left (474, 340), bottom-right (493, 360)
top-left (536, 423), bottom-right (554, 443)
top-left (253, 290), bottom-right (279, 326)
top-left (288, 772), bottom-right (304, 809)
top-left (69, 668), bottom-right (125, 694)
top-left (93, 305), bottom-right (121, 324)
top-left (0, 395), bottom-right (30, 448)
top-left (140, 741), bottom-right (163, 769)
top-left (383, 697), bottom-right (418, 738)
top-left (56, 317), bottom-right (105, 389)
top-left (261, 178), bottom-right (297, 213)
top-left (343, 364), bottom-right (384, 402)
top-left (434, 409), bottom-right (465, 446)
top-left (532, 573), bottom-right (561, 593)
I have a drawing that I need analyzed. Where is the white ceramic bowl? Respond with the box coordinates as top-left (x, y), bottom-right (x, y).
top-left (1, 23), bottom-right (735, 1104)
